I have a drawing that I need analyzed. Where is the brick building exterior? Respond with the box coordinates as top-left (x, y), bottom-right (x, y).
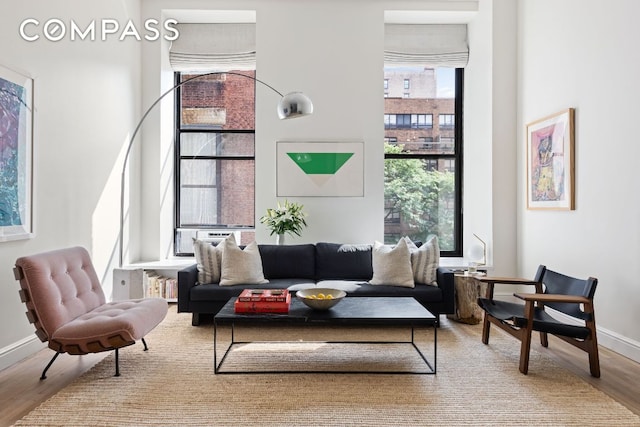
top-left (384, 97), bottom-right (455, 156)
top-left (179, 72), bottom-right (256, 244)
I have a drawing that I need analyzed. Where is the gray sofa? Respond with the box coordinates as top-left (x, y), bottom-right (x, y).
top-left (177, 242), bottom-right (455, 325)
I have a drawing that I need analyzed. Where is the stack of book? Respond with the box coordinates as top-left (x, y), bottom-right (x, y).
top-left (144, 270), bottom-right (178, 300)
top-left (234, 289), bottom-right (291, 314)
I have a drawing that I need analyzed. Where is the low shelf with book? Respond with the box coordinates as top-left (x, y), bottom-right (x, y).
top-left (144, 270), bottom-right (178, 302)
top-left (113, 258), bottom-right (194, 303)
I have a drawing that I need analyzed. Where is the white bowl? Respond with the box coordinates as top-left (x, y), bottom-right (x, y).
top-left (296, 288), bottom-right (346, 310)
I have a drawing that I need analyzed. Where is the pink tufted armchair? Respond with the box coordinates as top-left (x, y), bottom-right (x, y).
top-left (14, 246), bottom-right (168, 379)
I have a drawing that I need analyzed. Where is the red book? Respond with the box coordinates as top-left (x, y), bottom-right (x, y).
top-left (238, 289), bottom-right (289, 302)
top-left (234, 293), bottom-right (291, 313)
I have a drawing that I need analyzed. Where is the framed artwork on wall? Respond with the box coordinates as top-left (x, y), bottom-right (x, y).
top-left (0, 64), bottom-right (34, 241)
top-left (276, 141), bottom-right (364, 197)
top-left (526, 108), bottom-right (575, 210)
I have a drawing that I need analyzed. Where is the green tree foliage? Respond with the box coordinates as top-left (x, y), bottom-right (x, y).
top-left (384, 142), bottom-right (455, 250)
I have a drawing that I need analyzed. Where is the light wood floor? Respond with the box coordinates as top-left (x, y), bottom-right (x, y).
top-left (1, 323), bottom-right (639, 426)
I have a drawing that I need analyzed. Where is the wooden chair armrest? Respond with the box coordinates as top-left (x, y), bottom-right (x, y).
top-left (477, 276), bottom-right (539, 285)
top-left (476, 277), bottom-right (539, 300)
top-left (514, 293), bottom-right (590, 304)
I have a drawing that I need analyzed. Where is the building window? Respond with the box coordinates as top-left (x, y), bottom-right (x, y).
top-left (404, 79), bottom-right (410, 89)
top-left (384, 79), bottom-right (389, 90)
top-left (439, 114), bottom-right (455, 129)
top-left (383, 67), bottom-right (463, 255)
top-left (412, 114), bottom-right (433, 129)
top-left (174, 71), bottom-right (256, 255)
top-left (442, 159), bottom-right (455, 172)
top-left (385, 114), bottom-right (433, 129)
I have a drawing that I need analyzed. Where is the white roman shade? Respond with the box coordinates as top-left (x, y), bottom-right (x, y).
top-left (384, 24), bottom-right (469, 68)
top-left (169, 23), bottom-right (256, 72)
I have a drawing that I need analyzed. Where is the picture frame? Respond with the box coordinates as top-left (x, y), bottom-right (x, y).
top-left (0, 64), bottom-right (34, 241)
top-left (526, 108), bottom-right (575, 210)
top-left (276, 141), bottom-right (364, 197)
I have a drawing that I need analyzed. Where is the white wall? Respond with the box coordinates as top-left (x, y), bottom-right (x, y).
top-left (0, 0), bottom-right (141, 369)
top-left (517, 0), bottom-right (640, 360)
top-left (465, 0), bottom-right (518, 274)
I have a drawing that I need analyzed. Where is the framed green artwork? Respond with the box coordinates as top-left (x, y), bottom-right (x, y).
top-left (277, 141), bottom-right (364, 197)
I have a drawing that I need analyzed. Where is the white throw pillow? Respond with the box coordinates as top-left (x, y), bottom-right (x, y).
top-left (192, 237), bottom-right (225, 284)
top-left (287, 282), bottom-right (317, 292)
top-left (369, 238), bottom-right (414, 288)
top-left (405, 236), bottom-right (440, 285)
top-left (219, 238), bottom-right (269, 286)
top-left (316, 280), bottom-right (363, 293)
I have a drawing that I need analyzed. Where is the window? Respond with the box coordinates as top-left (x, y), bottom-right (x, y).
top-left (174, 71), bottom-right (256, 254)
top-left (385, 114), bottom-right (433, 129)
top-left (384, 79), bottom-right (389, 90)
top-left (412, 114), bottom-right (433, 129)
top-left (404, 79), bottom-right (410, 89)
top-left (383, 67), bottom-right (463, 254)
top-left (442, 159), bottom-right (455, 172)
top-left (439, 114), bottom-right (455, 129)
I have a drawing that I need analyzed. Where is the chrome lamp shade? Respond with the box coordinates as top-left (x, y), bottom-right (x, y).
top-left (277, 92), bottom-right (314, 119)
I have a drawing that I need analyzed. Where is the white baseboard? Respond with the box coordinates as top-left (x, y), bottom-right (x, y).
top-left (0, 334), bottom-right (45, 372)
top-left (597, 325), bottom-right (640, 363)
top-left (494, 291), bottom-right (640, 363)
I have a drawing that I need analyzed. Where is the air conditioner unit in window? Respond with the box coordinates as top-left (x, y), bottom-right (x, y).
top-left (175, 228), bottom-right (242, 256)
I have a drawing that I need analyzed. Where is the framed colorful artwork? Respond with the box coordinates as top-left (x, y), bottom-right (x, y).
top-left (0, 64), bottom-right (34, 241)
top-left (276, 141), bottom-right (364, 197)
top-left (526, 108), bottom-right (575, 210)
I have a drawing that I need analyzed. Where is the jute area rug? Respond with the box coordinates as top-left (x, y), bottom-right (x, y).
top-left (16, 305), bottom-right (639, 426)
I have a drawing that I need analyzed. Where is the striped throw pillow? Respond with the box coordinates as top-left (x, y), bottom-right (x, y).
top-left (192, 236), bottom-right (225, 284)
top-left (405, 236), bottom-right (440, 285)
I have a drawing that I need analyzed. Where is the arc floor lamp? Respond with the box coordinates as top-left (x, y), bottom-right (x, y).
top-left (118, 72), bottom-right (313, 267)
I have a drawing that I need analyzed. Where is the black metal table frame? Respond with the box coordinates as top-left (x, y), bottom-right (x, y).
top-left (214, 310), bottom-right (437, 375)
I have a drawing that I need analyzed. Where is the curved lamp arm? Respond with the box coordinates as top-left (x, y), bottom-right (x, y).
top-left (119, 71), bottom-right (313, 267)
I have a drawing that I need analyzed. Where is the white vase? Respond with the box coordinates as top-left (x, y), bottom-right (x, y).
top-left (276, 234), bottom-right (285, 245)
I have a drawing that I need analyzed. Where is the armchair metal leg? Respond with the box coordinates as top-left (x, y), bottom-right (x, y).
top-left (40, 351), bottom-right (62, 380)
top-left (114, 348), bottom-right (120, 377)
top-left (141, 337), bottom-right (148, 351)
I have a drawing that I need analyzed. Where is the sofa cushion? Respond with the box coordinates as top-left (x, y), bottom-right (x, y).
top-left (220, 239), bottom-right (269, 286)
top-left (192, 237), bottom-right (224, 284)
top-left (315, 242), bottom-right (373, 281)
top-left (259, 244), bottom-right (316, 280)
top-left (406, 236), bottom-right (440, 285)
top-left (192, 279), bottom-right (312, 302)
top-left (350, 282), bottom-right (442, 301)
top-left (370, 239), bottom-right (414, 288)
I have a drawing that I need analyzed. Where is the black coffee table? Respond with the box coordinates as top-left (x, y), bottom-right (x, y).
top-left (214, 296), bottom-right (437, 374)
